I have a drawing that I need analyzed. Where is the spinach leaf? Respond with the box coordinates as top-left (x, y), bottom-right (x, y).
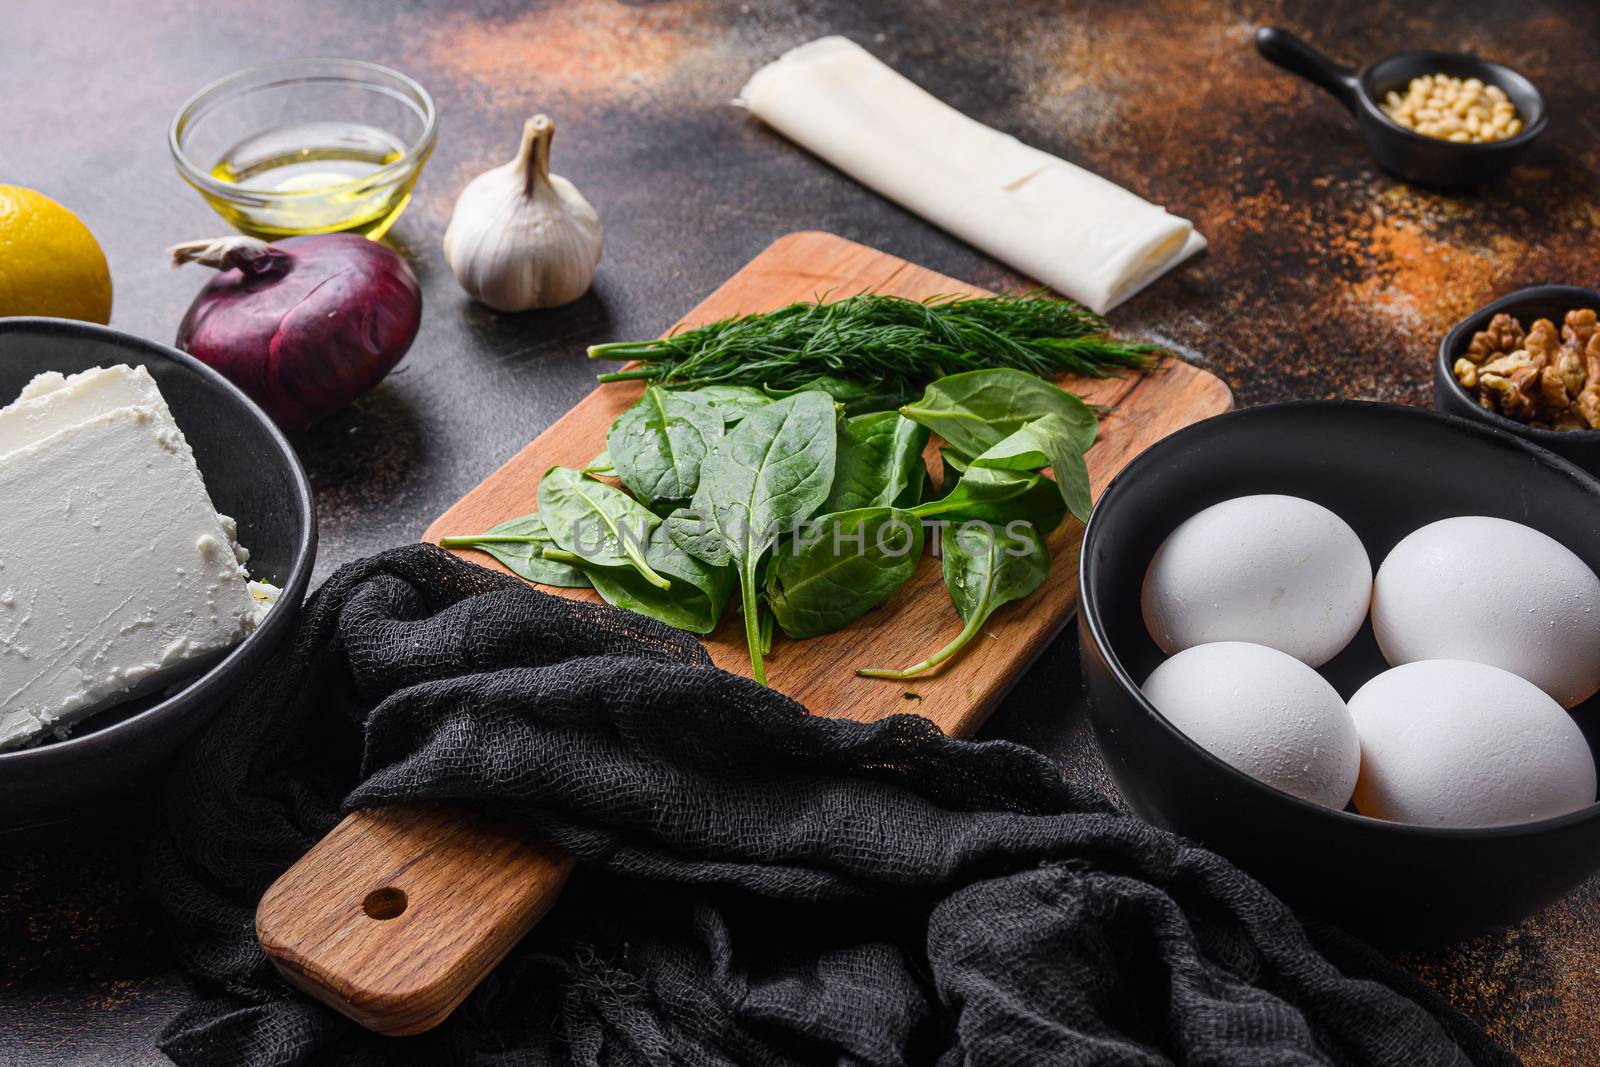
top-left (607, 385), bottom-right (723, 507)
top-left (822, 412), bottom-right (930, 515)
top-left (679, 384), bottom-right (772, 425)
top-left (910, 464), bottom-right (1066, 534)
top-left (546, 524), bottom-right (734, 634)
top-left (537, 466), bottom-right (671, 590)
top-left (438, 514), bottom-right (592, 588)
top-left (899, 368), bottom-right (1097, 459)
top-left (582, 449), bottom-right (614, 476)
top-left (766, 507), bottom-right (925, 638)
top-left (940, 448), bottom-right (969, 476)
top-left (664, 506), bottom-right (732, 567)
top-left (967, 413), bottom-right (1093, 523)
top-left (765, 375), bottom-right (908, 415)
top-left (692, 390), bottom-right (837, 683)
top-left (859, 520), bottom-right (1050, 679)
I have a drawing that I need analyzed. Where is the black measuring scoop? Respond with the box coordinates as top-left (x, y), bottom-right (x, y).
top-left (1255, 26), bottom-right (1546, 189)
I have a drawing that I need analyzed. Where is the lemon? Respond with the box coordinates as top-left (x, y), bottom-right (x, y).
top-left (0, 185), bottom-right (113, 324)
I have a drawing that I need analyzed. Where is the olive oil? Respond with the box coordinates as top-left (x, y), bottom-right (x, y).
top-left (205, 122), bottom-right (416, 238)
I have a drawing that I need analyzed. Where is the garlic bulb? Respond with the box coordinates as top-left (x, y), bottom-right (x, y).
top-left (443, 115), bottom-right (603, 311)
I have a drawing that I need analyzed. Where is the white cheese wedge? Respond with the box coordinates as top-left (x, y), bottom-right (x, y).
top-left (0, 364), bottom-right (170, 458)
top-left (1, 366), bottom-right (256, 571)
top-left (737, 37), bottom-right (1205, 313)
top-left (0, 390), bottom-right (262, 750)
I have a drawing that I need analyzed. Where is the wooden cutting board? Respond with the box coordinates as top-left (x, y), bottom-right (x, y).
top-left (425, 230), bottom-right (1232, 734)
top-left (256, 231), bottom-right (1231, 1035)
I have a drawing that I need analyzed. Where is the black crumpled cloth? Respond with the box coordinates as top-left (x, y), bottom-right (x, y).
top-left (151, 544), bottom-right (1513, 1067)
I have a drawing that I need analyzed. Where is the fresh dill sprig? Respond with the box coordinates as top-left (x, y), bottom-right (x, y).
top-left (587, 291), bottom-right (1160, 395)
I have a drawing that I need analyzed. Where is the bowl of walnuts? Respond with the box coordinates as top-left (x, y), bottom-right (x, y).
top-left (1435, 284), bottom-right (1600, 473)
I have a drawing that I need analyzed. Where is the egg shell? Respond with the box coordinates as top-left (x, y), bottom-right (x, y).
top-left (1142, 641), bottom-right (1361, 810)
top-left (1371, 516), bottom-right (1600, 707)
top-left (1142, 495), bottom-right (1372, 667)
top-left (1349, 660), bottom-right (1597, 828)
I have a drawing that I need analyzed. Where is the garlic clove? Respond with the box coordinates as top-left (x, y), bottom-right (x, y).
top-left (443, 114), bottom-right (603, 312)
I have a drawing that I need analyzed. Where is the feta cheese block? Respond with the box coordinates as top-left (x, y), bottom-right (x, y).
top-left (0, 364), bottom-right (170, 457)
top-left (0, 369), bottom-right (262, 750)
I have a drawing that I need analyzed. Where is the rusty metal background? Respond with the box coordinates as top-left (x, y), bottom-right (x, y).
top-left (1, 0), bottom-right (1597, 1063)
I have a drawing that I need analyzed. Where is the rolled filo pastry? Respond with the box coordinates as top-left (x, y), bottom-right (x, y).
top-left (738, 36), bottom-right (1205, 313)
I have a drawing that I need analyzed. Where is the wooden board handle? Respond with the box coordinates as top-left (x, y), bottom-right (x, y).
top-left (256, 803), bottom-right (575, 1036)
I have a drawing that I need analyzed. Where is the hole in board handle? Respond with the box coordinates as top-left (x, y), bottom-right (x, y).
top-left (362, 886), bottom-right (408, 920)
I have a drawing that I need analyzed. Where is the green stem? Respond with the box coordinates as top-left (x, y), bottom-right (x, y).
top-left (542, 547), bottom-right (583, 564)
top-left (740, 562), bottom-right (767, 686)
top-left (857, 611), bottom-right (985, 680)
top-left (596, 368), bottom-right (665, 384)
top-left (625, 547), bottom-right (671, 590)
top-left (588, 342), bottom-right (664, 361)
top-left (563, 477), bottom-right (672, 591)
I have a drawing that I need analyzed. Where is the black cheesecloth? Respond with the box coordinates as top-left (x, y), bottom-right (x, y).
top-left (151, 545), bottom-right (1516, 1066)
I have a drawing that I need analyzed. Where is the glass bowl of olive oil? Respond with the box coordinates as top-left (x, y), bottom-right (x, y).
top-left (170, 59), bottom-right (436, 240)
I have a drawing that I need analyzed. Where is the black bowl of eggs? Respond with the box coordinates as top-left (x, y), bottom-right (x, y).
top-left (1078, 400), bottom-right (1600, 946)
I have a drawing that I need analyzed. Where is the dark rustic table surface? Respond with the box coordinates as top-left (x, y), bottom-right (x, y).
top-left (3, 0), bottom-right (1598, 1063)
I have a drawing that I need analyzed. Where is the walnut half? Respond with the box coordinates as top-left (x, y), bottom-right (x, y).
top-left (1464, 313), bottom-right (1525, 365)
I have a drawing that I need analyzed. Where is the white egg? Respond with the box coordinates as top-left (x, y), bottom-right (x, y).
top-left (1142, 495), bottom-right (1372, 667)
top-left (1371, 516), bottom-right (1600, 707)
top-left (1142, 641), bottom-right (1361, 810)
top-left (1349, 660), bottom-right (1596, 827)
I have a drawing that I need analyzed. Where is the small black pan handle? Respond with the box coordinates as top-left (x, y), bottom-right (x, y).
top-left (1255, 27), bottom-right (1360, 113)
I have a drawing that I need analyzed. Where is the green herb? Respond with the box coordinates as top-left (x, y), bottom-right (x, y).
top-left (607, 386), bottom-right (723, 507)
top-left (766, 507), bottom-right (925, 639)
top-left (822, 412), bottom-right (930, 515)
top-left (537, 466), bottom-right (671, 590)
top-left (438, 514), bottom-right (592, 588)
top-left (911, 465), bottom-right (1067, 533)
top-left (691, 391), bottom-right (837, 683)
top-left (548, 524), bottom-right (733, 634)
top-left (446, 354), bottom-right (1103, 686)
top-left (682, 384), bottom-right (772, 424)
top-left (967, 414), bottom-right (1094, 523)
top-left (589, 291), bottom-right (1157, 396)
top-left (859, 521), bottom-right (1050, 680)
top-left (665, 506), bottom-right (732, 567)
top-left (898, 368), bottom-right (1097, 460)
top-left (763, 375), bottom-right (909, 415)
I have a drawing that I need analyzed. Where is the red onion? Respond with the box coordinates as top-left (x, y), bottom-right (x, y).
top-left (171, 234), bottom-right (422, 428)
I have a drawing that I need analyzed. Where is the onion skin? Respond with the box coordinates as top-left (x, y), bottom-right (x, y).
top-left (174, 235), bottom-right (422, 429)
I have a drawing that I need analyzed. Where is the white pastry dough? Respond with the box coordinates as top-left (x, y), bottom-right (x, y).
top-left (738, 37), bottom-right (1205, 313)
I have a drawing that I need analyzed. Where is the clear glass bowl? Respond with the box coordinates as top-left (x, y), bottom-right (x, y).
top-left (170, 59), bottom-right (436, 240)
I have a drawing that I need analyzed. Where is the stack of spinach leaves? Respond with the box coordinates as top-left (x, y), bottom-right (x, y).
top-left (441, 368), bottom-right (1097, 685)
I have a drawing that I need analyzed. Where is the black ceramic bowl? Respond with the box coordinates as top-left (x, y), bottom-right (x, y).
top-left (1256, 27), bottom-right (1547, 188)
top-left (0, 318), bottom-right (315, 826)
top-left (1078, 401), bottom-right (1600, 946)
top-left (1435, 284), bottom-right (1600, 475)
